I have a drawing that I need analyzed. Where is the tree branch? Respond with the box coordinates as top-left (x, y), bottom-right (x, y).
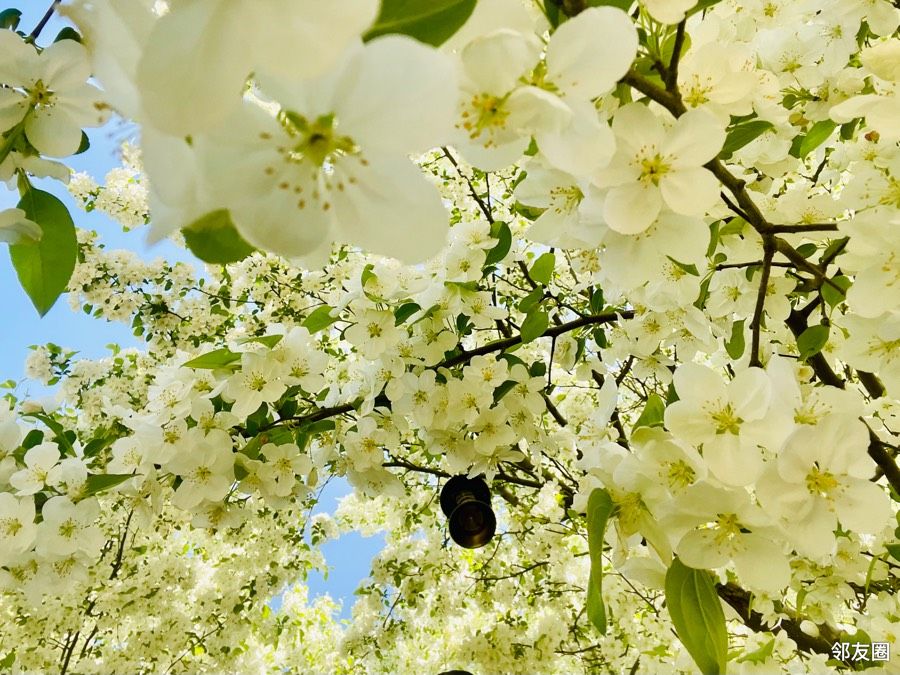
top-left (749, 238), bottom-right (775, 367)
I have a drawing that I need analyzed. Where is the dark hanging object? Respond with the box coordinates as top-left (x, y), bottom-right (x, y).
top-left (440, 475), bottom-right (496, 549)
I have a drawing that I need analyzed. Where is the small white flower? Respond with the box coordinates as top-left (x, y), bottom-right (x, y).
top-left (10, 443), bottom-right (61, 495)
top-left (596, 104), bottom-right (725, 234)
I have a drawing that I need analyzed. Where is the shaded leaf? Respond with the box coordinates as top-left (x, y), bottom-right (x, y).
top-left (665, 558), bottom-right (728, 675)
top-left (302, 305), bottom-right (339, 333)
top-left (364, 0), bottom-right (476, 46)
top-left (84, 473), bottom-right (134, 496)
top-left (182, 209), bottom-right (255, 264)
top-left (797, 325), bottom-right (829, 361)
top-left (520, 308), bottom-right (549, 343)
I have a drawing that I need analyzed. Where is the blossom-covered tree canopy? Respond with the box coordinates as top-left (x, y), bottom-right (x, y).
top-left (1, 0), bottom-right (900, 673)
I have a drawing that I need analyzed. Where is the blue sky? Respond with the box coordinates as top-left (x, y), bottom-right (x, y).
top-left (1, 5), bottom-right (382, 617)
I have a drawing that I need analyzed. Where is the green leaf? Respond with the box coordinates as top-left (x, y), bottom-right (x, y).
top-left (183, 347), bottom-right (241, 370)
top-left (737, 639), bottom-right (775, 665)
top-left (632, 393), bottom-right (665, 431)
top-left (586, 574), bottom-right (607, 634)
top-left (797, 325), bottom-right (829, 361)
top-left (686, 0), bottom-right (725, 16)
top-left (720, 120), bottom-right (773, 159)
top-left (84, 473), bottom-right (134, 496)
top-left (886, 543), bottom-right (900, 563)
top-left (394, 302), bottom-right (421, 325)
top-left (587, 0), bottom-right (633, 10)
top-left (529, 252), bottom-right (556, 285)
top-left (54, 26), bottom-right (82, 43)
top-left (241, 334), bottom-right (283, 348)
top-left (364, 0), bottom-right (476, 46)
top-left (520, 308), bottom-right (549, 344)
top-left (182, 209), bottom-right (255, 264)
top-left (0, 8), bottom-right (21, 30)
top-left (795, 242), bottom-right (817, 258)
top-left (589, 287), bottom-right (605, 314)
top-left (665, 558), bottom-right (728, 675)
top-left (484, 221), bottom-right (512, 266)
top-left (667, 256), bottom-right (700, 277)
top-left (302, 305), bottom-right (339, 333)
top-left (586, 488), bottom-right (614, 633)
top-left (492, 379), bottom-right (517, 403)
top-left (74, 130), bottom-right (90, 155)
top-left (517, 287), bottom-right (544, 314)
top-left (9, 188), bottom-right (77, 316)
top-left (798, 120), bottom-right (837, 159)
top-left (821, 275), bottom-right (851, 308)
top-left (725, 319), bottom-right (746, 359)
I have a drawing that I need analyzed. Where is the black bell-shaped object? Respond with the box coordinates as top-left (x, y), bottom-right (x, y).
top-left (440, 475), bottom-right (496, 549)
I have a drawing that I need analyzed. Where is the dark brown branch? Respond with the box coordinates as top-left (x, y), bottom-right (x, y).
top-left (749, 239), bottom-right (775, 367)
top-left (717, 583), bottom-right (846, 662)
top-left (28, 0), bottom-right (60, 41)
top-left (769, 223), bottom-right (840, 234)
top-left (664, 21), bottom-right (687, 92)
top-left (441, 146), bottom-right (494, 224)
top-left (439, 311), bottom-right (633, 370)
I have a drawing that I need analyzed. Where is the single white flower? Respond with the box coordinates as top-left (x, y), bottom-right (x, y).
top-left (0, 493), bottom-right (36, 560)
top-left (192, 36), bottom-right (457, 263)
top-left (665, 482), bottom-right (790, 593)
top-left (756, 415), bottom-right (892, 558)
top-left (260, 443), bottom-right (310, 498)
top-left (596, 104), bottom-right (725, 234)
top-left (223, 351), bottom-right (287, 419)
top-left (167, 428), bottom-right (235, 510)
top-left (664, 363), bottom-right (772, 486)
top-left (0, 31), bottom-right (107, 157)
top-left (9, 442), bottom-right (61, 495)
top-left (35, 496), bottom-right (103, 559)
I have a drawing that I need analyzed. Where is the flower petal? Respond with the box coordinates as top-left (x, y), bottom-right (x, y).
top-left (332, 155), bottom-right (448, 263)
top-left (734, 535), bottom-right (790, 592)
top-left (137, 0), bottom-right (249, 134)
top-left (662, 108), bottom-right (726, 166)
top-left (703, 434), bottom-right (764, 486)
top-left (537, 101), bottom-right (616, 176)
top-left (545, 7), bottom-right (638, 100)
top-left (334, 35), bottom-right (458, 155)
top-left (659, 167), bottom-right (719, 216)
top-left (603, 182), bottom-right (661, 234)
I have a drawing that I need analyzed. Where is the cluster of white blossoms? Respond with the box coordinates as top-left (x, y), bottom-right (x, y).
top-left (1, 0), bottom-right (900, 673)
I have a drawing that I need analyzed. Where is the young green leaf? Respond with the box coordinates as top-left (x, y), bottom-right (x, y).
top-left (665, 558), bottom-right (728, 675)
top-left (182, 209), bottom-right (255, 264)
top-left (183, 348), bottom-right (241, 370)
top-left (394, 302), bottom-right (421, 325)
top-left (798, 120), bottom-right (837, 159)
top-left (529, 252), bottom-right (556, 285)
top-left (586, 488), bottom-right (614, 634)
top-left (725, 319), bottom-right (746, 359)
top-left (10, 187), bottom-right (77, 316)
top-left (720, 120), bottom-right (773, 159)
top-left (84, 473), bottom-right (135, 496)
top-left (484, 221), bottom-right (512, 266)
top-left (632, 393), bottom-right (666, 431)
top-left (797, 324), bottom-right (829, 361)
top-left (520, 308), bottom-right (549, 343)
top-left (364, 0), bottom-right (477, 46)
top-left (303, 305), bottom-right (339, 333)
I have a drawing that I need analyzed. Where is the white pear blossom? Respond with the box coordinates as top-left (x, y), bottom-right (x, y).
top-left (0, 30), bottom-right (107, 157)
top-left (666, 482), bottom-right (790, 593)
top-left (0, 493), bottom-right (36, 561)
top-left (664, 363), bottom-right (772, 486)
top-left (167, 428), bottom-right (235, 510)
top-left (9, 443), bottom-right (61, 495)
top-left (0, 208), bottom-right (40, 244)
top-left (596, 104), bottom-right (725, 234)
top-left (35, 496), bottom-right (103, 558)
top-left (756, 415), bottom-right (892, 558)
top-left (189, 36), bottom-right (457, 263)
